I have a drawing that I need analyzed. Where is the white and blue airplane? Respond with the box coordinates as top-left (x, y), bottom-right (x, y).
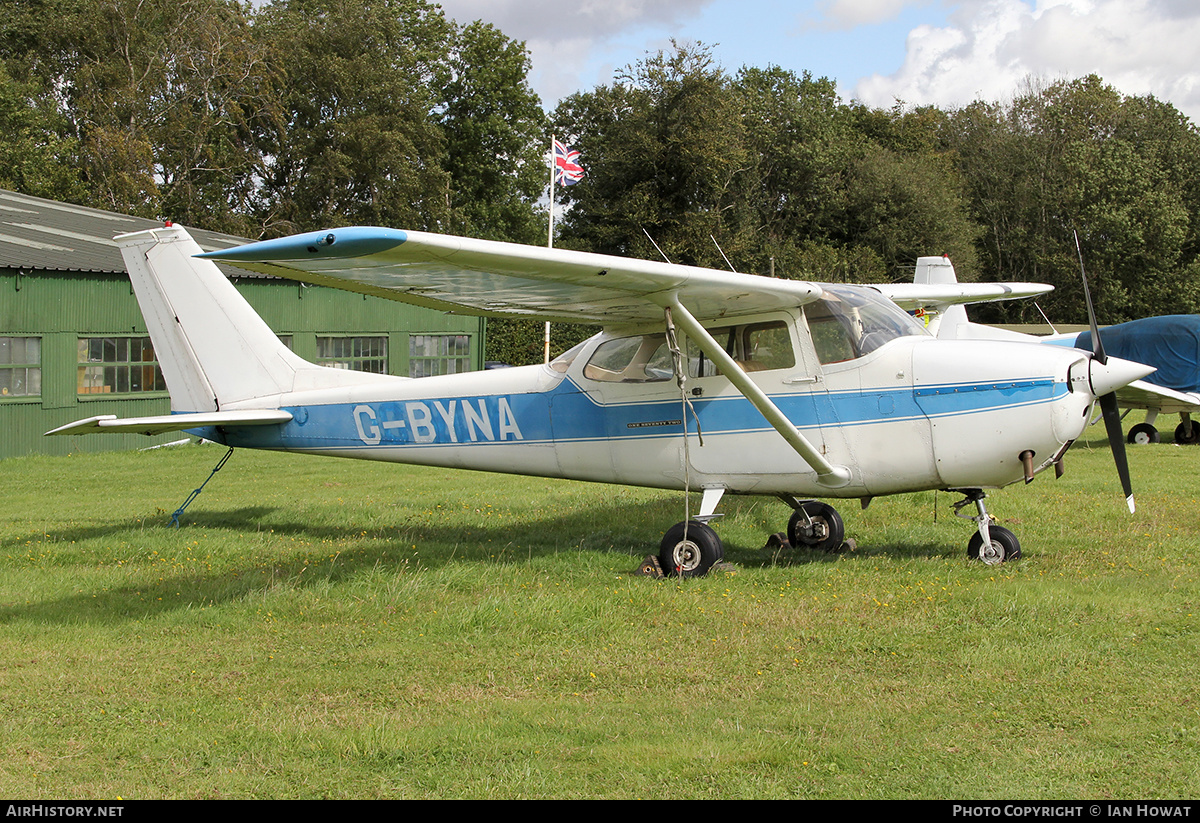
top-left (48, 225), bottom-right (1153, 575)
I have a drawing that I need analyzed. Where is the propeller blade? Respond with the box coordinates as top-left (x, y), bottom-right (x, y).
top-left (1100, 392), bottom-right (1135, 513)
top-left (1075, 230), bottom-right (1107, 364)
top-left (1075, 229), bottom-right (1134, 513)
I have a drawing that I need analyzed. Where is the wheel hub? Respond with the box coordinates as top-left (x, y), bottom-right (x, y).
top-left (978, 540), bottom-right (1006, 565)
top-left (670, 539), bottom-right (702, 572)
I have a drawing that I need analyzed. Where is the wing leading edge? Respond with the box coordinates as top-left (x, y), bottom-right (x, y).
top-left (198, 227), bottom-right (824, 324)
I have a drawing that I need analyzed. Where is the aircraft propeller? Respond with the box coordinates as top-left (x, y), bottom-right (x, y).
top-left (1075, 231), bottom-right (1136, 513)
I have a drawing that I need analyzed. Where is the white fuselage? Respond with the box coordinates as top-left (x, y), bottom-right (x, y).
top-left (206, 307), bottom-right (1095, 499)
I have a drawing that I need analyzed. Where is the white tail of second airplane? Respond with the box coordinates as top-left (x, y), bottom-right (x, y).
top-left (116, 225), bottom-right (400, 414)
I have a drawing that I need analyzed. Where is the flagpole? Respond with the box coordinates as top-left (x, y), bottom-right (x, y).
top-left (545, 135), bottom-right (555, 364)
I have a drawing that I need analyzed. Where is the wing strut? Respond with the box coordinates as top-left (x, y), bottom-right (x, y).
top-left (665, 298), bottom-right (851, 488)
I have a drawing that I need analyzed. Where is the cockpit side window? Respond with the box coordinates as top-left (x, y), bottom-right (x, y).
top-left (685, 320), bottom-right (796, 377)
top-left (740, 321), bottom-right (795, 371)
top-left (804, 285), bottom-right (927, 364)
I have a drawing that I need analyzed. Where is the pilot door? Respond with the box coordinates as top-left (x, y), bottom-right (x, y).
top-left (798, 286), bottom-right (939, 494)
top-left (680, 314), bottom-right (842, 480)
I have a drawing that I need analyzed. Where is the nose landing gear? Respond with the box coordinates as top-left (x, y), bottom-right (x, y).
top-left (953, 489), bottom-right (1021, 564)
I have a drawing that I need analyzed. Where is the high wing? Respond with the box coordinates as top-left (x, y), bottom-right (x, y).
top-left (198, 227), bottom-right (822, 324)
top-left (202, 226), bottom-right (851, 485)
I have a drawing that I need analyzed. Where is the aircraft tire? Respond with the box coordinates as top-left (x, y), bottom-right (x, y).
top-left (1174, 420), bottom-right (1200, 444)
top-left (1128, 423), bottom-right (1160, 445)
top-left (659, 521), bottom-right (723, 578)
top-left (967, 526), bottom-right (1021, 564)
top-left (787, 501), bottom-right (845, 553)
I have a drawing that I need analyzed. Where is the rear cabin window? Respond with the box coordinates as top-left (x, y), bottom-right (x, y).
top-left (583, 334), bottom-right (673, 382)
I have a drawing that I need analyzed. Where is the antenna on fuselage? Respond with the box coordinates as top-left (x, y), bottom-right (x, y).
top-left (641, 228), bottom-right (672, 264)
top-left (710, 235), bottom-right (736, 272)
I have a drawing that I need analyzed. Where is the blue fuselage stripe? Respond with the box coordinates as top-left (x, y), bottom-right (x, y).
top-left (201, 376), bottom-right (1065, 451)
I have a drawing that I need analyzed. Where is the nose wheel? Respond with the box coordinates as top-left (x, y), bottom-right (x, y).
top-left (954, 489), bottom-right (1021, 564)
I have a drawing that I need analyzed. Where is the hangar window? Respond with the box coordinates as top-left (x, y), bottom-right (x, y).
top-left (409, 334), bottom-right (471, 378)
top-left (77, 336), bottom-right (165, 395)
top-left (0, 336), bottom-right (41, 398)
top-left (318, 335), bottom-right (389, 374)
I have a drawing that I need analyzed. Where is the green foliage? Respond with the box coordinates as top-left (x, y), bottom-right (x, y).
top-left (483, 318), bottom-right (597, 367)
top-left (0, 64), bottom-right (85, 202)
top-left (553, 45), bottom-right (984, 284)
top-left (254, 0), bottom-right (454, 235)
top-left (2, 6), bottom-right (1199, 324)
top-left (0, 0), bottom-right (548, 242)
top-left (945, 75), bottom-right (1200, 324)
top-left (554, 42), bottom-right (748, 268)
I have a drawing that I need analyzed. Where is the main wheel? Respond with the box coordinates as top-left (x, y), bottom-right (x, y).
top-left (1127, 423), bottom-right (1160, 445)
top-left (1175, 420), bottom-right (1200, 444)
top-left (787, 501), bottom-right (845, 553)
top-left (967, 525), bottom-right (1021, 564)
top-left (659, 521), bottom-right (723, 578)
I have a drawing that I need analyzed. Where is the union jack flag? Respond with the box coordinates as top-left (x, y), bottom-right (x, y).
top-left (554, 139), bottom-right (584, 186)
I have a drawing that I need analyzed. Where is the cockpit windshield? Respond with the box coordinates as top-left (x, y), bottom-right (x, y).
top-left (805, 284), bottom-right (927, 365)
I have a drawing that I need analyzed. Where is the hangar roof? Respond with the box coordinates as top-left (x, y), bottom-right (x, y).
top-left (0, 188), bottom-right (256, 275)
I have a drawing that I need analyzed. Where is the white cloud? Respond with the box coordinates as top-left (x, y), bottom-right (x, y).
top-left (435, 0), bottom-right (715, 41)
top-left (820, 0), bottom-right (932, 28)
top-left (436, 0), bottom-right (717, 104)
top-left (854, 0), bottom-right (1200, 120)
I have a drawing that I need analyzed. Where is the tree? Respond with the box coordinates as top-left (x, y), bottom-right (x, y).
top-left (1, 0), bottom-right (280, 232)
top-left (554, 42), bottom-right (749, 267)
top-left (255, 0), bottom-right (454, 236)
top-left (439, 21), bottom-right (547, 244)
top-left (0, 64), bottom-right (85, 202)
top-left (943, 76), bottom-right (1200, 323)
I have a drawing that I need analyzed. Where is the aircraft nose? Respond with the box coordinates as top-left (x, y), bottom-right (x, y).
top-left (1088, 356), bottom-right (1156, 397)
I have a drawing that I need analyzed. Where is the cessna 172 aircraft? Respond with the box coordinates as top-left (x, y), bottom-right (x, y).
top-left (48, 225), bottom-right (1153, 575)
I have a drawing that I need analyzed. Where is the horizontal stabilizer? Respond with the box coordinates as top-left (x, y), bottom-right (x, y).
top-left (46, 409), bottom-right (293, 437)
top-left (873, 282), bottom-right (1053, 310)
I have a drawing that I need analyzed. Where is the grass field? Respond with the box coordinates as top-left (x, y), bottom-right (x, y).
top-left (2, 431), bottom-right (1198, 799)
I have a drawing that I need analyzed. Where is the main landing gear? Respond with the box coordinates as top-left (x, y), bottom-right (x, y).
top-left (656, 495), bottom-right (849, 578)
top-left (786, 500), bottom-right (846, 554)
top-left (655, 489), bottom-right (1022, 578)
top-left (953, 489), bottom-right (1021, 565)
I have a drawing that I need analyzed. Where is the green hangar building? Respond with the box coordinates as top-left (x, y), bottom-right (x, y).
top-left (0, 189), bottom-right (486, 458)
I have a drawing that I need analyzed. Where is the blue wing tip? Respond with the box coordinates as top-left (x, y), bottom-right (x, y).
top-left (198, 227), bottom-right (408, 262)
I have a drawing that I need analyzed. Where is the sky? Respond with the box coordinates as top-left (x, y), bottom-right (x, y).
top-left (433, 0), bottom-right (1200, 123)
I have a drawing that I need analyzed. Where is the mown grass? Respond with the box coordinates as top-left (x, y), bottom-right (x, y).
top-left (2, 430), bottom-right (1198, 798)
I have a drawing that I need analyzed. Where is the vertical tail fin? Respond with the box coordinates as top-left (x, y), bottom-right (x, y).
top-left (117, 225), bottom-right (310, 411)
top-left (913, 255), bottom-right (968, 338)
